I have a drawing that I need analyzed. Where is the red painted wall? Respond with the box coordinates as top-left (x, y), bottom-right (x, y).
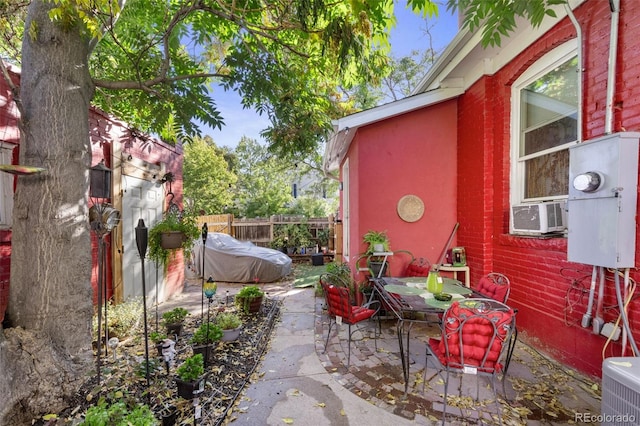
top-left (345, 100), bottom-right (458, 281)
top-left (341, 0), bottom-right (640, 378)
top-left (0, 68), bottom-right (186, 321)
top-left (456, 0), bottom-right (640, 378)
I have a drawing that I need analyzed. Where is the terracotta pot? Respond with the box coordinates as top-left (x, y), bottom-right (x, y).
top-left (161, 231), bottom-right (185, 249)
top-left (236, 295), bottom-right (263, 314)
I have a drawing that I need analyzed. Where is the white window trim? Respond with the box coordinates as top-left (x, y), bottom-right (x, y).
top-left (509, 40), bottom-right (579, 207)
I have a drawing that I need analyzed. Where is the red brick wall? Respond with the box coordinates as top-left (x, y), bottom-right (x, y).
top-left (456, 0), bottom-right (640, 377)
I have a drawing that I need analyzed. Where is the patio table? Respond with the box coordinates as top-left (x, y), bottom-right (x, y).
top-left (371, 276), bottom-right (480, 394)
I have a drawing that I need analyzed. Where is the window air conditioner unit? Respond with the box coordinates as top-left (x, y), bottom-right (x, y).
top-left (510, 201), bottom-right (566, 234)
top-left (601, 357), bottom-right (640, 425)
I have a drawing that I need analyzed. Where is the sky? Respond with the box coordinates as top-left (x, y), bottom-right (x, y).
top-left (204, 3), bottom-right (459, 149)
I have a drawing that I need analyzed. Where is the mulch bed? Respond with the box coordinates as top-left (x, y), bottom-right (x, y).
top-left (33, 297), bottom-right (281, 425)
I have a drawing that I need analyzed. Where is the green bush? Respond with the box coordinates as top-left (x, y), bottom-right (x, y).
top-left (92, 298), bottom-right (143, 340)
top-left (161, 307), bottom-right (189, 325)
top-left (191, 322), bottom-right (223, 345)
top-left (176, 353), bottom-right (204, 382)
top-left (216, 312), bottom-right (242, 330)
top-left (81, 399), bottom-right (157, 426)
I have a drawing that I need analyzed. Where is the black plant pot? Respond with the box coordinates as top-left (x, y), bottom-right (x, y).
top-left (175, 377), bottom-right (204, 400)
top-left (192, 344), bottom-right (214, 366)
top-left (161, 406), bottom-right (177, 426)
top-left (368, 261), bottom-right (388, 277)
top-left (166, 322), bottom-right (183, 337)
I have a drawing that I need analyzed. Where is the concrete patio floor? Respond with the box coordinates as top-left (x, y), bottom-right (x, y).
top-left (168, 272), bottom-right (602, 425)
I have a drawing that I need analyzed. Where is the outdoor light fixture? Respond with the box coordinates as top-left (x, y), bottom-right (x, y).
top-left (204, 277), bottom-right (217, 327)
top-left (204, 277), bottom-right (217, 299)
top-left (90, 159), bottom-right (111, 199)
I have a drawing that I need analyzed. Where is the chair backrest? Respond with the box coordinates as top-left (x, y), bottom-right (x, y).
top-left (404, 257), bottom-right (432, 277)
top-left (320, 275), bottom-right (353, 319)
top-left (476, 272), bottom-right (510, 303)
top-left (438, 298), bottom-right (515, 373)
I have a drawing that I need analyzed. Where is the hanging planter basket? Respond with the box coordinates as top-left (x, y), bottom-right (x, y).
top-left (161, 231), bottom-right (185, 249)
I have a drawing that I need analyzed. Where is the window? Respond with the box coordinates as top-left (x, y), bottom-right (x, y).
top-left (0, 144), bottom-right (15, 227)
top-left (510, 42), bottom-right (579, 205)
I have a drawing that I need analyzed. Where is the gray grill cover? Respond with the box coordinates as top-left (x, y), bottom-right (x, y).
top-left (192, 233), bottom-right (292, 283)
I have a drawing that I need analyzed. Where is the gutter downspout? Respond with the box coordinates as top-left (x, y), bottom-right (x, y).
top-left (605, 0), bottom-right (621, 134)
top-left (565, 2), bottom-right (583, 143)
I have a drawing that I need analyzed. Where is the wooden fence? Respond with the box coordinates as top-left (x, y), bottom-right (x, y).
top-left (195, 214), bottom-right (333, 249)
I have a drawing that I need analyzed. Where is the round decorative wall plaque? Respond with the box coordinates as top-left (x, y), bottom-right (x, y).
top-left (397, 195), bottom-right (424, 223)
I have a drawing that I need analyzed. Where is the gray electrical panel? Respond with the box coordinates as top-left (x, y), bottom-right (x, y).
top-left (567, 132), bottom-right (640, 268)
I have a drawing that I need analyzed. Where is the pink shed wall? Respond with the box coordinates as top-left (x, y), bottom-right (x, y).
top-left (345, 100), bottom-right (458, 281)
top-left (0, 68), bottom-right (186, 321)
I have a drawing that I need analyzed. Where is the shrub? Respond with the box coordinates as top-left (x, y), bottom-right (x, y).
top-left (176, 353), bottom-right (204, 382)
top-left (216, 312), bottom-right (242, 330)
top-left (191, 323), bottom-right (223, 345)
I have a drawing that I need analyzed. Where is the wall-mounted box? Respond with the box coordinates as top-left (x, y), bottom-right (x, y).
top-left (567, 132), bottom-right (640, 268)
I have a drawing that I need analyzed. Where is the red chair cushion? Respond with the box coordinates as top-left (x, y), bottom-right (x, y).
top-left (325, 285), bottom-right (376, 324)
top-left (405, 262), bottom-right (431, 277)
top-left (433, 302), bottom-right (512, 373)
top-left (476, 276), bottom-right (509, 303)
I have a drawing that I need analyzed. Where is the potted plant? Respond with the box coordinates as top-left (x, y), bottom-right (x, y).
top-left (175, 353), bottom-right (205, 400)
top-left (190, 322), bottom-right (223, 364)
top-left (235, 285), bottom-right (264, 314)
top-left (363, 230), bottom-right (390, 254)
top-left (274, 223), bottom-right (313, 254)
top-left (162, 307), bottom-right (189, 337)
top-left (148, 209), bottom-right (200, 271)
top-left (150, 331), bottom-right (167, 356)
top-left (216, 312), bottom-right (242, 341)
top-left (362, 230), bottom-right (391, 277)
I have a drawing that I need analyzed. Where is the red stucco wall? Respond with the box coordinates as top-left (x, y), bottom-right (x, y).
top-left (345, 100), bottom-right (458, 281)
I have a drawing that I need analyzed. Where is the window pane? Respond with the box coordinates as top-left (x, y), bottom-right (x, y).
top-left (523, 115), bottom-right (577, 156)
top-left (519, 55), bottom-right (577, 200)
top-left (521, 57), bottom-right (578, 156)
top-left (524, 149), bottom-right (569, 198)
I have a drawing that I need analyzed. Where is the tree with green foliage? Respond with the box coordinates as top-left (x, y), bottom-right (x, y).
top-left (234, 137), bottom-right (294, 217)
top-left (183, 136), bottom-right (237, 214)
top-left (0, 0), bottom-right (567, 420)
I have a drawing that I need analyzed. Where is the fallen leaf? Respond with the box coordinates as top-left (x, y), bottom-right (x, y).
top-left (315, 402), bottom-right (326, 407)
top-left (282, 418), bottom-right (294, 424)
top-left (42, 414), bottom-right (57, 421)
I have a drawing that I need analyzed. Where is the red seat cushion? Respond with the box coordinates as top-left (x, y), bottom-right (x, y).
top-left (405, 262), bottom-right (431, 277)
top-left (431, 302), bottom-right (512, 373)
top-left (476, 276), bottom-right (509, 303)
top-left (325, 285), bottom-right (376, 324)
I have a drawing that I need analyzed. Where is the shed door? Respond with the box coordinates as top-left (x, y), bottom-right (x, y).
top-left (122, 176), bottom-right (164, 301)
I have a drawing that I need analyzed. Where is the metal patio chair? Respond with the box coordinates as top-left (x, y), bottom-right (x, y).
top-left (320, 274), bottom-right (380, 368)
top-left (475, 272), bottom-right (511, 303)
top-left (424, 298), bottom-right (516, 425)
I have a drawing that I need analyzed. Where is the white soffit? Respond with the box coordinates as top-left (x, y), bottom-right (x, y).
top-left (415, 0), bottom-right (586, 94)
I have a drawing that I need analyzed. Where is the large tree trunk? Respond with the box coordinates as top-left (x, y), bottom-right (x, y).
top-left (0, 1), bottom-right (95, 422)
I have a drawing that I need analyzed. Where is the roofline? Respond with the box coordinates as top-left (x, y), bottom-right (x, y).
top-left (323, 87), bottom-right (463, 172)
